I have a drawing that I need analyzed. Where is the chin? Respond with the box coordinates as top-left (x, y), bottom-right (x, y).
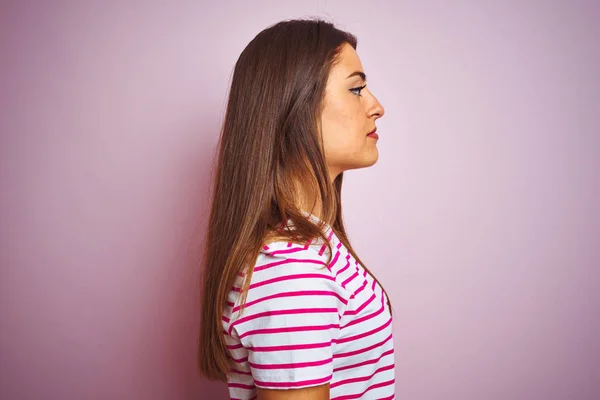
top-left (364, 149), bottom-right (379, 167)
top-left (346, 155), bottom-right (379, 172)
top-left (336, 149), bottom-right (379, 173)
top-left (364, 156), bottom-right (378, 168)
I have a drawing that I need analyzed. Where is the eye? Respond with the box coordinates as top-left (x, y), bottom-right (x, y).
top-left (349, 84), bottom-right (367, 96)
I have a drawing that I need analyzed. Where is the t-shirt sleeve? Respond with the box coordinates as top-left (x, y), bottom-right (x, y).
top-left (229, 251), bottom-right (349, 389)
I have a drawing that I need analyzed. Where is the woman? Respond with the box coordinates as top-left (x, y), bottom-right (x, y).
top-left (198, 18), bottom-right (395, 399)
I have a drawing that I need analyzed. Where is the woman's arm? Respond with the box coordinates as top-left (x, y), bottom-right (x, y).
top-left (257, 384), bottom-right (330, 400)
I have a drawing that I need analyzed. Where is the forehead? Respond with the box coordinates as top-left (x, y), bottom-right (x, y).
top-left (328, 43), bottom-right (364, 81)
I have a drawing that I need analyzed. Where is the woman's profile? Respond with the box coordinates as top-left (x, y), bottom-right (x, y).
top-left (198, 18), bottom-right (395, 399)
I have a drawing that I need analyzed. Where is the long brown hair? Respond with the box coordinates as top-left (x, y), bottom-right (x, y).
top-left (198, 17), bottom-right (392, 381)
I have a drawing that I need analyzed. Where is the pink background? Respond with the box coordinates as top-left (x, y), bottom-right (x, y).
top-left (1, 1), bottom-right (599, 399)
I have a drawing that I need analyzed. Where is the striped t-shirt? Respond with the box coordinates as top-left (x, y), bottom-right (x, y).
top-left (222, 213), bottom-right (395, 399)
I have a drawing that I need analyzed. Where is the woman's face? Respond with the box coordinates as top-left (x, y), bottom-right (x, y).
top-left (319, 42), bottom-right (385, 181)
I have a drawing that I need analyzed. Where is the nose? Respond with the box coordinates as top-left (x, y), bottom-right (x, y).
top-left (368, 90), bottom-right (385, 119)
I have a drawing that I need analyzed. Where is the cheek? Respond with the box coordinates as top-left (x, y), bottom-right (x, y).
top-left (322, 125), bottom-right (367, 166)
top-left (321, 99), bottom-right (362, 144)
top-left (322, 112), bottom-right (352, 157)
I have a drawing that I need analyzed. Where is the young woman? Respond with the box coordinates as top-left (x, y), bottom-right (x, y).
top-left (198, 18), bottom-right (394, 399)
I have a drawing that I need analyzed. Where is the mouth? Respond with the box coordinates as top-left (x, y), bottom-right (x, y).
top-left (366, 128), bottom-right (379, 139)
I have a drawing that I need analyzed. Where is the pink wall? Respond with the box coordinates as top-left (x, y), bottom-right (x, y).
top-left (1, 1), bottom-right (598, 399)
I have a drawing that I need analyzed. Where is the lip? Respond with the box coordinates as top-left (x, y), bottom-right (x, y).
top-left (367, 132), bottom-right (379, 139)
top-left (367, 128), bottom-right (377, 135)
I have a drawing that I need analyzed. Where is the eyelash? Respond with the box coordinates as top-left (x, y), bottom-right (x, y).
top-left (349, 84), bottom-right (367, 96)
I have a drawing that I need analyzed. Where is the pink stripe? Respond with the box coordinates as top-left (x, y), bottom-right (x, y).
top-left (231, 290), bottom-right (347, 313)
top-left (226, 343), bottom-right (244, 350)
top-left (239, 323), bottom-right (340, 339)
top-left (334, 317), bottom-right (392, 344)
top-left (254, 374), bottom-right (332, 388)
top-left (227, 382), bottom-right (255, 390)
top-left (329, 363), bottom-right (395, 389)
top-left (318, 231), bottom-right (334, 256)
top-left (335, 258), bottom-right (351, 278)
top-left (333, 348), bottom-right (395, 373)
top-left (352, 279), bottom-right (368, 297)
top-left (331, 378), bottom-right (395, 400)
top-left (253, 257), bottom-right (324, 273)
top-left (343, 294), bottom-right (385, 328)
top-left (318, 243), bottom-right (327, 256)
top-left (248, 339), bottom-right (332, 352)
top-left (231, 273), bottom-right (335, 292)
top-left (334, 333), bottom-right (393, 358)
top-left (230, 368), bottom-right (252, 376)
top-left (229, 355), bottom-right (248, 363)
top-left (327, 249), bottom-right (341, 269)
top-left (249, 357), bottom-right (332, 370)
top-left (342, 270), bottom-right (359, 288)
top-left (343, 293), bottom-right (375, 317)
top-left (229, 307), bottom-right (338, 335)
top-left (266, 243), bottom-right (313, 256)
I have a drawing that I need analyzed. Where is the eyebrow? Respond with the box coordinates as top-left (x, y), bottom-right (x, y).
top-left (346, 71), bottom-right (367, 82)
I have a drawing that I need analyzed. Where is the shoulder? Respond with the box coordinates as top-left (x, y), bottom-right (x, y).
top-left (251, 239), bottom-right (341, 291)
top-left (252, 238), bottom-right (346, 291)
top-left (227, 240), bottom-right (351, 333)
